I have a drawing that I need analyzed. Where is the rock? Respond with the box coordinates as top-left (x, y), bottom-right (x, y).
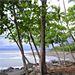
top-left (32, 66), bottom-right (40, 73)
top-left (22, 73), bottom-right (26, 75)
top-left (52, 60), bottom-right (59, 64)
top-left (20, 70), bottom-right (26, 75)
top-left (7, 67), bottom-right (14, 70)
top-left (30, 72), bottom-right (37, 75)
top-left (20, 68), bottom-right (33, 75)
top-left (46, 60), bottom-right (59, 65)
top-left (21, 67), bottom-right (24, 70)
top-left (61, 60), bottom-right (71, 65)
top-left (28, 68), bottom-right (33, 73)
top-left (7, 67), bottom-right (14, 72)
top-left (2, 69), bottom-right (8, 73)
top-left (37, 73), bottom-right (43, 75)
top-left (0, 70), bottom-right (8, 75)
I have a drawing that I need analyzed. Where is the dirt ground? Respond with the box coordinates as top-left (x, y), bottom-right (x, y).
top-left (47, 62), bottom-right (75, 75)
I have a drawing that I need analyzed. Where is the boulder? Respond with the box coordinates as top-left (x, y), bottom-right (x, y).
top-left (28, 68), bottom-right (33, 73)
top-left (20, 68), bottom-right (33, 75)
top-left (20, 70), bottom-right (26, 75)
top-left (0, 71), bottom-right (8, 75)
top-left (7, 67), bottom-right (14, 70)
top-left (30, 72), bottom-right (37, 75)
top-left (52, 60), bottom-right (59, 64)
top-left (7, 67), bottom-right (14, 72)
top-left (46, 60), bottom-right (59, 65)
top-left (20, 67), bottom-right (24, 70)
top-left (22, 72), bottom-right (26, 75)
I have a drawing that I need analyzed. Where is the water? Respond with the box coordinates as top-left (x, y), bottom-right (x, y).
top-left (0, 50), bottom-right (70, 70)
top-left (0, 50), bottom-right (39, 70)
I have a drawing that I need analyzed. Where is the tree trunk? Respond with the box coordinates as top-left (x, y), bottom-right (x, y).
top-left (62, 0), bottom-right (75, 42)
top-left (6, 25), bottom-right (30, 66)
top-left (30, 33), bottom-right (40, 58)
top-left (12, 1), bottom-right (29, 75)
top-left (62, 42), bottom-right (66, 65)
top-left (67, 41), bottom-right (75, 60)
top-left (29, 41), bottom-right (37, 65)
top-left (62, 0), bottom-right (66, 13)
top-left (40, 0), bottom-right (47, 74)
top-left (28, 35), bottom-right (37, 65)
top-left (24, 56), bottom-right (30, 65)
top-left (52, 43), bottom-right (61, 65)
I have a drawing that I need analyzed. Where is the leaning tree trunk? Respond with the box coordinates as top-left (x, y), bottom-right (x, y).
top-left (30, 33), bottom-right (40, 58)
top-left (24, 56), bottom-right (30, 65)
top-left (29, 42), bottom-right (37, 66)
top-left (6, 25), bottom-right (30, 66)
top-left (12, 1), bottom-right (29, 75)
top-left (52, 43), bottom-right (61, 65)
top-left (28, 35), bottom-right (37, 65)
top-left (62, 0), bottom-right (75, 42)
top-left (40, 0), bottom-right (47, 74)
top-left (67, 41), bottom-right (75, 60)
top-left (62, 42), bottom-right (66, 65)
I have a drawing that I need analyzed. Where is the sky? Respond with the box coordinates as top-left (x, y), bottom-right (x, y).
top-left (0, 0), bottom-right (74, 50)
top-left (0, 37), bottom-right (33, 50)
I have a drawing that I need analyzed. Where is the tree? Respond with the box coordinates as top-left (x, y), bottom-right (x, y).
top-left (45, 4), bottom-right (67, 65)
top-left (0, 1), bottom-right (33, 75)
top-left (40, 0), bottom-right (47, 74)
top-left (0, 0), bottom-right (48, 74)
top-left (62, 0), bottom-right (75, 42)
top-left (68, 0), bottom-right (75, 3)
top-left (1, 0), bottom-right (75, 74)
top-left (67, 41), bottom-right (75, 60)
top-left (12, 1), bottom-right (29, 74)
top-left (46, 27), bottom-right (62, 65)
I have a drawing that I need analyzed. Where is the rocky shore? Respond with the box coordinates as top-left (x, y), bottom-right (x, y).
top-left (0, 61), bottom-right (75, 75)
top-left (0, 63), bottom-right (40, 75)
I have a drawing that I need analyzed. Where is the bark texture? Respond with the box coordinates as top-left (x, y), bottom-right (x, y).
top-left (28, 35), bottom-right (37, 65)
top-left (62, 42), bottom-right (66, 65)
top-left (30, 34), bottom-right (40, 58)
top-left (40, 0), bottom-right (47, 74)
top-left (12, 1), bottom-right (29, 75)
top-left (52, 43), bottom-right (61, 65)
top-left (67, 42), bottom-right (75, 60)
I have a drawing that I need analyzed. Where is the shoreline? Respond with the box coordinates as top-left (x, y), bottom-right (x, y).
top-left (46, 51), bottom-right (75, 62)
top-left (0, 50), bottom-right (75, 75)
top-left (0, 50), bottom-right (75, 70)
top-left (27, 50), bottom-right (75, 62)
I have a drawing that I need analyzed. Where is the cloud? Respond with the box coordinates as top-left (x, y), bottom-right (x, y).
top-left (0, 38), bottom-right (32, 50)
top-left (0, 38), bottom-right (15, 46)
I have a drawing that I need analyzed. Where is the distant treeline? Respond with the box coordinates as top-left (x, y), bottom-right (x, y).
top-left (50, 42), bottom-right (75, 52)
